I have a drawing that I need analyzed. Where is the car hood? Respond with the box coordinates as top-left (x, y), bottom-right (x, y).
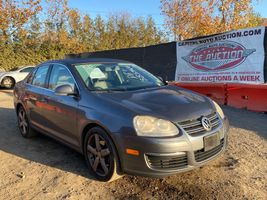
top-left (98, 85), bottom-right (215, 122)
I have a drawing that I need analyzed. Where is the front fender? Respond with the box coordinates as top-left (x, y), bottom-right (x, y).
top-left (77, 104), bottom-right (135, 150)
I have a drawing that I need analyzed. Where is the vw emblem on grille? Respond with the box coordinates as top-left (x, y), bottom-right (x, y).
top-left (201, 117), bottom-right (212, 131)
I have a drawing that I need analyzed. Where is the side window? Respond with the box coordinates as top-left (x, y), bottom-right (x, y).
top-left (48, 64), bottom-right (75, 90)
top-left (26, 68), bottom-right (38, 84)
top-left (32, 65), bottom-right (49, 88)
top-left (20, 67), bottom-right (34, 73)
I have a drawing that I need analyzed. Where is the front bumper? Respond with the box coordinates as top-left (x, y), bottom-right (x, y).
top-left (114, 116), bottom-right (229, 177)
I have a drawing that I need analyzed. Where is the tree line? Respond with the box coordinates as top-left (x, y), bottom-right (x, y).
top-left (0, 0), bottom-right (167, 70)
top-left (161, 0), bottom-right (264, 40)
top-left (0, 0), bottom-right (264, 71)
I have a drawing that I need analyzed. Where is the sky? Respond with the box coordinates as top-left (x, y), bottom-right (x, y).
top-left (66, 0), bottom-right (267, 27)
top-left (37, 0), bottom-right (267, 30)
top-left (254, 0), bottom-right (267, 18)
top-left (67, 0), bottom-right (165, 28)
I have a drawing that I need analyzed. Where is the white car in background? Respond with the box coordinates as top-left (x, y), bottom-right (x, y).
top-left (0, 66), bottom-right (35, 89)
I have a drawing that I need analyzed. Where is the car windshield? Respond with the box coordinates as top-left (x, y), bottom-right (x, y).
top-left (75, 62), bottom-right (165, 91)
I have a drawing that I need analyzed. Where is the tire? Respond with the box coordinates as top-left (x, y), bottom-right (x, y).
top-left (2, 77), bottom-right (15, 89)
top-left (17, 106), bottom-right (38, 138)
top-left (84, 127), bottom-right (123, 182)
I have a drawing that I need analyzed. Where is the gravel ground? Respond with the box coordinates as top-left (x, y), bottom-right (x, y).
top-left (0, 89), bottom-right (266, 200)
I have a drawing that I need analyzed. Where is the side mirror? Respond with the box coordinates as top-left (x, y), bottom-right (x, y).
top-left (55, 84), bottom-right (78, 96)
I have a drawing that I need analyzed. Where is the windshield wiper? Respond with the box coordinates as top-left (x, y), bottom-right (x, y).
top-left (126, 85), bottom-right (162, 91)
top-left (94, 88), bottom-right (128, 92)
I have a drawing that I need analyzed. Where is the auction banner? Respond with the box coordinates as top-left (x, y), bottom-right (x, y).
top-left (175, 27), bottom-right (266, 84)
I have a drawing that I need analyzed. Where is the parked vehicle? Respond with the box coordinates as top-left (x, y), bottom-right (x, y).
top-left (0, 66), bottom-right (35, 89)
top-left (13, 58), bottom-right (229, 182)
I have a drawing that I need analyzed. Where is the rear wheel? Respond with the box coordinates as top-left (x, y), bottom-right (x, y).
top-left (84, 127), bottom-right (122, 182)
top-left (17, 106), bottom-right (38, 138)
top-left (2, 77), bottom-right (15, 89)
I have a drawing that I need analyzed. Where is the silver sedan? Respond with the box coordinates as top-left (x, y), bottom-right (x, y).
top-left (0, 66), bottom-right (35, 89)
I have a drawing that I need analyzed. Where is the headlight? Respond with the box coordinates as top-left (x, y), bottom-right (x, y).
top-left (133, 116), bottom-right (179, 137)
top-left (212, 100), bottom-right (225, 119)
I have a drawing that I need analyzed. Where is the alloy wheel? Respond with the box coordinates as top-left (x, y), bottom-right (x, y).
top-left (3, 77), bottom-right (14, 88)
top-left (87, 133), bottom-right (112, 177)
top-left (18, 108), bottom-right (28, 135)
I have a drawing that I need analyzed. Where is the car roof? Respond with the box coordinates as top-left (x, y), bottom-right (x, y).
top-left (20, 65), bottom-right (35, 68)
top-left (44, 58), bottom-right (131, 66)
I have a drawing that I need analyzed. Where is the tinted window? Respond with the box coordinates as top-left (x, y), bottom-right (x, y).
top-left (20, 67), bottom-right (34, 73)
top-left (48, 64), bottom-right (75, 90)
top-left (32, 65), bottom-right (49, 87)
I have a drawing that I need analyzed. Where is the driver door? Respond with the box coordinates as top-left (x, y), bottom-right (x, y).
top-left (41, 64), bottom-right (79, 147)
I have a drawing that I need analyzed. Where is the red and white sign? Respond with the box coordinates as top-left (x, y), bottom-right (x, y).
top-left (175, 27), bottom-right (265, 84)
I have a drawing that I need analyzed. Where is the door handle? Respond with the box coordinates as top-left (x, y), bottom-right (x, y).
top-left (39, 98), bottom-right (48, 103)
top-left (40, 96), bottom-right (52, 103)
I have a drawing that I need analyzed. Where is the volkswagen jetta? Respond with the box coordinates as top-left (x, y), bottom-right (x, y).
top-left (14, 58), bottom-right (229, 182)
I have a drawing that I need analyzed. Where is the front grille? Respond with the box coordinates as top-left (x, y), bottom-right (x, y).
top-left (146, 154), bottom-right (188, 170)
top-left (194, 139), bottom-right (224, 162)
top-left (178, 112), bottom-right (221, 136)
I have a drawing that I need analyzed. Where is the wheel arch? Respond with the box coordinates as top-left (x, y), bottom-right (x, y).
top-left (1, 76), bottom-right (16, 83)
top-left (81, 122), bottom-right (115, 153)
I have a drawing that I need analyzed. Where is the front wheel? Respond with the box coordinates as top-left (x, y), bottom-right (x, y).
top-left (84, 127), bottom-right (123, 182)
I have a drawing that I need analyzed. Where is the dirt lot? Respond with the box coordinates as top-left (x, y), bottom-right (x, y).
top-left (0, 89), bottom-right (266, 200)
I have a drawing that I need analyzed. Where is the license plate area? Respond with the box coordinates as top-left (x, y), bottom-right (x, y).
top-left (204, 132), bottom-right (221, 151)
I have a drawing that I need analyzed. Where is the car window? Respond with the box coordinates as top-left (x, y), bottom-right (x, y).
top-left (20, 67), bottom-right (34, 73)
top-left (26, 68), bottom-right (38, 84)
top-left (32, 65), bottom-right (49, 88)
top-left (48, 64), bottom-right (75, 90)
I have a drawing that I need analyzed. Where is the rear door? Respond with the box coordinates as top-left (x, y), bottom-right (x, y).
top-left (41, 64), bottom-right (79, 146)
top-left (25, 65), bottom-right (50, 128)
